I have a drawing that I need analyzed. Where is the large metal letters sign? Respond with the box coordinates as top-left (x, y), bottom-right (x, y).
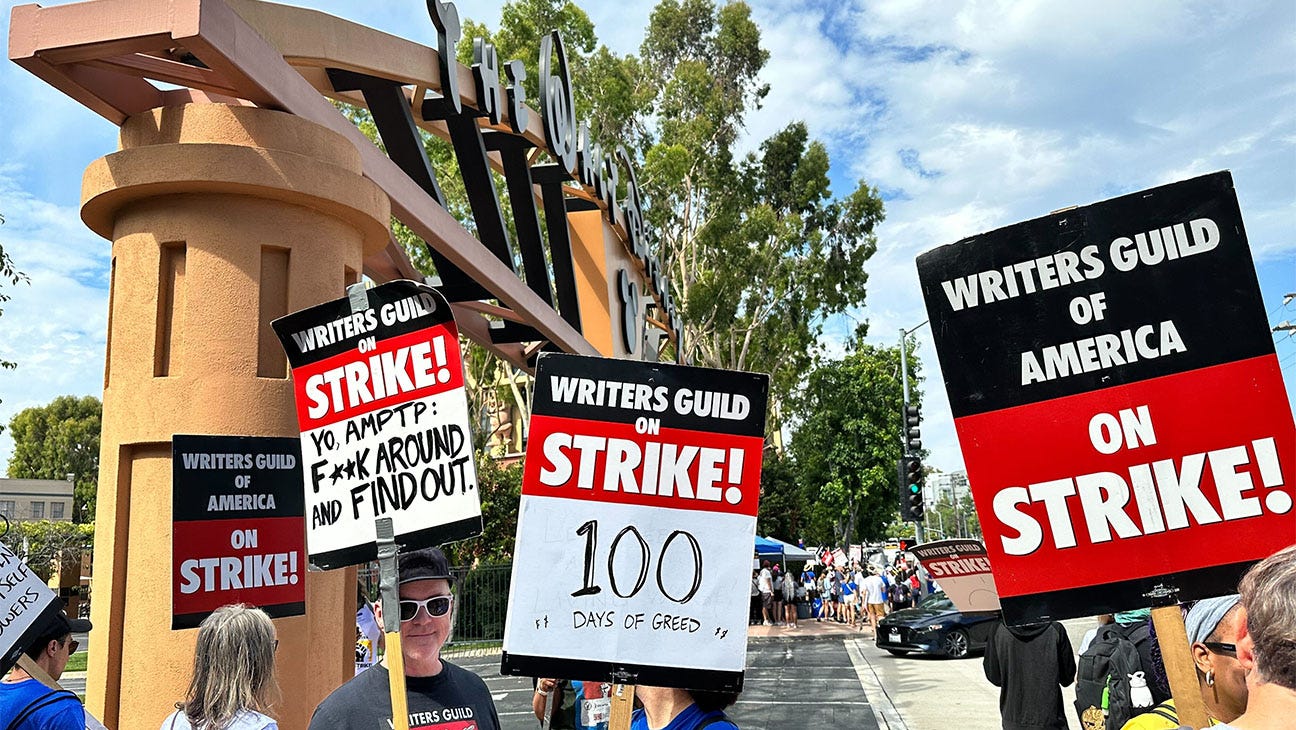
top-left (273, 280), bottom-right (481, 569)
top-left (501, 354), bottom-right (768, 691)
top-left (918, 171), bottom-right (1296, 625)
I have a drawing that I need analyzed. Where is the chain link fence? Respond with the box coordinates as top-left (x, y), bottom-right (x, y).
top-left (358, 560), bottom-right (512, 654)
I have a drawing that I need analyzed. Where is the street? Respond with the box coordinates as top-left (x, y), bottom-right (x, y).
top-left (447, 616), bottom-right (1094, 730)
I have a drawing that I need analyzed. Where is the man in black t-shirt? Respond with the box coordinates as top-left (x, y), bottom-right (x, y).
top-left (310, 547), bottom-right (501, 730)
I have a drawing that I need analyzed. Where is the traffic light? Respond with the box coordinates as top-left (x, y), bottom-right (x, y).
top-left (898, 455), bottom-right (925, 521)
top-left (904, 404), bottom-right (921, 453)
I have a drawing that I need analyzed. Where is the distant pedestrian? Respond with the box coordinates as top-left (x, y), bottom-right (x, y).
top-left (861, 569), bottom-right (888, 636)
top-left (781, 565), bottom-right (798, 628)
top-left (983, 621), bottom-right (1076, 730)
top-left (771, 566), bottom-right (785, 625)
top-left (757, 560), bottom-right (775, 626)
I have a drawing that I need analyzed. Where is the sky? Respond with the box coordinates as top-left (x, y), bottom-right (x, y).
top-left (0, 0), bottom-right (1292, 477)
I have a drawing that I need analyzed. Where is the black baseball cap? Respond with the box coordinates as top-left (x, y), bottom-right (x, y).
top-left (398, 546), bottom-right (453, 585)
top-left (31, 606), bottom-right (92, 644)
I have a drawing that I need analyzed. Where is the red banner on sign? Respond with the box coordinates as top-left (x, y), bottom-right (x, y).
top-left (957, 355), bottom-right (1295, 600)
top-left (172, 517), bottom-right (305, 621)
top-left (291, 324), bottom-right (465, 430)
top-left (523, 414), bottom-right (764, 518)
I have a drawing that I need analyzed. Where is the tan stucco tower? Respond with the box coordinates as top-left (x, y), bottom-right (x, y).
top-left (80, 103), bottom-right (390, 728)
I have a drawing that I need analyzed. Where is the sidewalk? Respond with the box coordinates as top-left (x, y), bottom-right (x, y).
top-left (747, 615), bottom-right (876, 641)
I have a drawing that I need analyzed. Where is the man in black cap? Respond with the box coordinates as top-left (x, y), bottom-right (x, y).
top-left (309, 546), bottom-right (501, 729)
top-left (0, 607), bottom-right (92, 729)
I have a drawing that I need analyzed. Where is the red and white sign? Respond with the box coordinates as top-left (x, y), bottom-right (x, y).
top-left (501, 354), bottom-right (768, 692)
top-left (273, 281), bottom-right (481, 570)
top-left (171, 435), bottom-right (306, 629)
top-left (918, 172), bottom-right (1296, 624)
top-left (908, 539), bottom-right (1000, 613)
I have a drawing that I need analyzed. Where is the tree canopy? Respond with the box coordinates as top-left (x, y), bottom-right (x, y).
top-left (456, 0), bottom-right (885, 427)
top-left (789, 340), bottom-right (923, 548)
top-left (7, 395), bottom-right (102, 522)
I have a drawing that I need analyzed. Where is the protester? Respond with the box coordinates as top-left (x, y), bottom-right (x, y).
top-left (781, 564), bottom-right (798, 629)
top-left (861, 568), bottom-right (887, 636)
top-left (1218, 544), bottom-right (1296, 730)
top-left (756, 561), bottom-right (775, 626)
top-left (771, 566), bottom-right (785, 625)
top-left (533, 678), bottom-right (577, 729)
top-left (983, 620), bottom-right (1076, 730)
top-left (839, 570), bottom-right (857, 628)
top-left (1119, 595), bottom-right (1247, 730)
top-left (162, 604), bottom-right (279, 729)
top-left (309, 546), bottom-right (501, 729)
top-left (0, 607), bottom-right (91, 729)
top-left (534, 678), bottom-right (610, 730)
top-left (1077, 614), bottom-right (1115, 654)
top-left (631, 686), bottom-right (740, 730)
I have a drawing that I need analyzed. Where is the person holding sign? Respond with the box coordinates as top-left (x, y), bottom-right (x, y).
top-left (0, 608), bottom-right (90, 729)
top-left (630, 686), bottom-right (741, 730)
top-left (1120, 595), bottom-right (1246, 730)
top-left (161, 604), bottom-right (280, 730)
top-left (309, 547), bottom-right (501, 730)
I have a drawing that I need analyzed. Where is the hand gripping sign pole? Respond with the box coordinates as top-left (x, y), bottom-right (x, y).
top-left (376, 517), bottom-right (410, 730)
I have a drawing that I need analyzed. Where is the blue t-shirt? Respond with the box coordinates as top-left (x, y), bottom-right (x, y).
top-left (0, 678), bottom-right (85, 729)
top-left (630, 704), bottom-right (737, 730)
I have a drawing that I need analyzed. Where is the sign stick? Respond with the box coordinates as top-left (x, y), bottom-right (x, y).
top-left (1150, 605), bottom-right (1209, 729)
top-left (376, 517), bottom-right (410, 730)
top-left (608, 684), bottom-right (634, 730)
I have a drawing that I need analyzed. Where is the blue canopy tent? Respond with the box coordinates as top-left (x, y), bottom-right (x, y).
top-left (754, 535), bottom-right (783, 556)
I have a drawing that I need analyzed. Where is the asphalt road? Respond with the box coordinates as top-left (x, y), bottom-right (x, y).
top-left (451, 637), bottom-right (882, 730)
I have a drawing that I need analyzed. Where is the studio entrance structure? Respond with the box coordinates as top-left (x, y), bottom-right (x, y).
top-left (10, 0), bottom-right (681, 726)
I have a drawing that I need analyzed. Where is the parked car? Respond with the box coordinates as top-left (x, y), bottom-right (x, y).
top-left (875, 590), bottom-right (1000, 658)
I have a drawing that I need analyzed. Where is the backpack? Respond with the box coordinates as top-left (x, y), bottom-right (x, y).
top-left (1074, 622), bottom-right (1152, 730)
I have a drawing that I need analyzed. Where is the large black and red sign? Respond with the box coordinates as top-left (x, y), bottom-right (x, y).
top-left (172, 435), bottom-right (306, 630)
top-left (918, 171), bottom-right (1295, 625)
top-left (501, 354), bottom-right (768, 692)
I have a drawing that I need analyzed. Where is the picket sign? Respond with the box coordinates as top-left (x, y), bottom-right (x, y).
top-left (917, 171), bottom-right (1295, 625)
top-left (501, 353), bottom-right (769, 693)
top-left (171, 435), bottom-right (306, 630)
top-left (271, 279), bottom-right (482, 570)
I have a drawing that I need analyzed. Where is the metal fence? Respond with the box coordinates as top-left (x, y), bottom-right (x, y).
top-left (358, 561), bottom-right (513, 649)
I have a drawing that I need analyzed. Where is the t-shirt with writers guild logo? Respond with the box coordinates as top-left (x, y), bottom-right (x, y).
top-left (307, 662), bottom-right (500, 730)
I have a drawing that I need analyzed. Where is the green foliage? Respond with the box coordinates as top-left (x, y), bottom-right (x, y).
top-left (755, 451), bottom-right (803, 541)
top-left (0, 519), bottom-right (94, 582)
top-left (459, 3), bottom-right (885, 425)
top-left (443, 456), bottom-right (524, 565)
top-left (6, 396), bottom-right (102, 522)
top-left (790, 341), bottom-right (922, 548)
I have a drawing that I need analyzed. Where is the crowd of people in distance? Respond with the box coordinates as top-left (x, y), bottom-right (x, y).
top-left (751, 551), bottom-right (930, 639)
top-left (983, 543), bottom-right (1296, 730)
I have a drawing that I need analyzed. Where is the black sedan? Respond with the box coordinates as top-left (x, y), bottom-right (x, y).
top-left (875, 591), bottom-right (1000, 658)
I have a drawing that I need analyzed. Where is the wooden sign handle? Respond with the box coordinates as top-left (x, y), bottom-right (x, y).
top-left (608, 683), bottom-right (635, 730)
top-left (1150, 605), bottom-right (1209, 729)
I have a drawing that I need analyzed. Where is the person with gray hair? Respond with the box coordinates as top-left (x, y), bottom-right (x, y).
top-left (1218, 543), bottom-right (1296, 730)
top-left (161, 604), bottom-right (280, 730)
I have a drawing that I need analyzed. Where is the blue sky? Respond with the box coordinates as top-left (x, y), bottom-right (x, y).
top-left (0, 0), bottom-right (1292, 475)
